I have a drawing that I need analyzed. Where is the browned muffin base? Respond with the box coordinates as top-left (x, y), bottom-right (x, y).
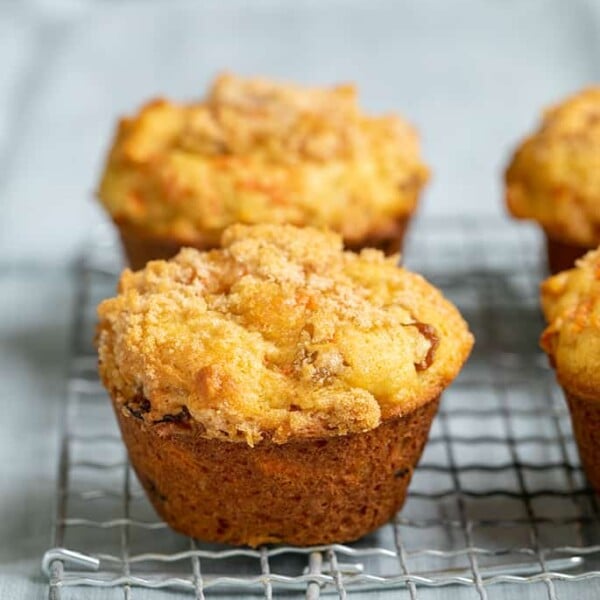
top-left (114, 395), bottom-right (439, 547)
top-left (344, 216), bottom-right (410, 256)
top-left (545, 234), bottom-right (593, 274)
top-left (118, 217), bottom-right (410, 270)
top-left (565, 391), bottom-right (600, 493)
top-left (118, 226), bottom-right (219, 271)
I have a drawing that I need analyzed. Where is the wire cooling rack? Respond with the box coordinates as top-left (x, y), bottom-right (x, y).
top-left (43, 217), bottom-right (600, 599)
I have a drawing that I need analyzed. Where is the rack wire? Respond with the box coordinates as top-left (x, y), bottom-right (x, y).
top-left (43, 217), bottom-right (600, 599)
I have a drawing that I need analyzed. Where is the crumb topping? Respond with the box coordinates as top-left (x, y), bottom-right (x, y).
top-left (98, 73), bottom-right (429, 245)
top-left (541, 247), bottom-right (600, 400)
top-left (506, 87), bottom-right (600, 246)
top-left (97, 225), bottom-right (472, 445)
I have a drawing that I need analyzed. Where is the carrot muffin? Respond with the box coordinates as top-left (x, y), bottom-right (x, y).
top-left (97, 224), bottom-right (472, 546)
top-left (541, 247), bottom-right (600, 491)
top-left (98, 73), bottom-right (429, 268)
top-left (505, 87), bottom-right (600, 273)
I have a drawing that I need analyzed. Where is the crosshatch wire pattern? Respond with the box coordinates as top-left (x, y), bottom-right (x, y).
top-left (43, 217), bottom-right (600, 599)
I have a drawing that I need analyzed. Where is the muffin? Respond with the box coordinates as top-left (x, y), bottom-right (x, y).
top-left (98, 73), bottom-right (429, 269)
top-left (541, 247), bottom-right (600, 491)
top-left (96, 224), bottom-right (472, 546)
top-left (505, 87), bottom-right (600, 273)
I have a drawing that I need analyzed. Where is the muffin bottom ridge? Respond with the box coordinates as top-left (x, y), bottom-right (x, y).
top-left (545, 233), bottom-right (594, 274)
top-left (114, 394), bottom-right (440, 547)
top-left (118, 225), bottom-right (218, 271)
top-left (565, 391), bottom-right (600, 494)
top-left (344, 215), bottom-right (410, 256)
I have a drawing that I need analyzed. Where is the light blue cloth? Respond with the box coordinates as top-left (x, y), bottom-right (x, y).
top-left (1, 1), bottom-right (599, 598)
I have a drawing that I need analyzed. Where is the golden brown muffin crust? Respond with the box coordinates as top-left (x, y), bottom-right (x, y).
top-left (98, 73), bottom-right (429, 246)
top-left (541, 247), bottom-right (600, 400)
top-left (97, 224), bottom-right (472, 446)
top-left (506, 87), bottom-right (600, 247)
top-left (115, 395), bottom-right (440, 546)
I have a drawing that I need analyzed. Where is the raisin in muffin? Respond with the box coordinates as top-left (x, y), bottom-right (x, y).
top-left (98, 73), bottom-right (429, 268)
top-left (541, 247), bottom-right (600, 491)
top-left (97, 224), bottom-right (472, 546)
top-left (505, 87), bottom-right (600, 273)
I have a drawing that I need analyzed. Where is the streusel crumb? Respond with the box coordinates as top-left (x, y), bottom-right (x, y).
top-left (506, 87), bottom-right (600, 246)
top-left (98, 73), bottom-right (429, 246)
top-left (541, 247), bottom-right (600, 400)
top-left (97, 224), bottom-right (472, 445)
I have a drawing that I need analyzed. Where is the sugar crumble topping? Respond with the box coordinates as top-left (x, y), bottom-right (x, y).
top-left (98, 224), bottom-right (473, 445)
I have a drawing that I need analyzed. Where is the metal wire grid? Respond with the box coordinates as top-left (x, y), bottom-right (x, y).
top-left (43, 217), bottom-right (600, 599)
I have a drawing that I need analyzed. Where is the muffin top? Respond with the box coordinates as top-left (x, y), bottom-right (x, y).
top-left (541, 247), bottom-right (600, 400)
top-left (98, 73), bottom-right (429, 247)
top-left (506, 87), bottom-right (600, 247)
top-left (97, 225), bottom-right (472, 445)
